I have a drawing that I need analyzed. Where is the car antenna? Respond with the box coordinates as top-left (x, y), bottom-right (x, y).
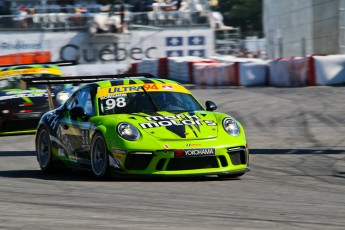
top-left (141, 85), bottom-right (159, 112)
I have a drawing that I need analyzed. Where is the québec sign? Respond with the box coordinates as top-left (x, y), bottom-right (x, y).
top-left (59, 43), bottom-right (157, 63)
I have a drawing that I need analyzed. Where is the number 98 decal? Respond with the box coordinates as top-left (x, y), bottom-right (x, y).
top-left (105, 97), bottom-right (127, 110)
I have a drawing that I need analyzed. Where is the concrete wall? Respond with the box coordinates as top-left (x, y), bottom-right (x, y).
top-left (264, 0), bottom-right (340, 59)
top-left (313, 0), bottom-right (339, 54)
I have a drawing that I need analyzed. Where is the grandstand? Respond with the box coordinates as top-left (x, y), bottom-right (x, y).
top-left (0, 0), bottom-right (213, 30)
top-left (0, 0), bottom-right (246, 75)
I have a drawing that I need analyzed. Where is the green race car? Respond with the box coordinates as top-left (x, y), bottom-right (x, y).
top-left (0, 61), bottom-right (76, 135)
top-left (32, 74), bottom-right (249, 179)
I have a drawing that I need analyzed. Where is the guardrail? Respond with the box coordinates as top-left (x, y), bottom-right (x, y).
top-left (0, 11), bottom-right (210, 32)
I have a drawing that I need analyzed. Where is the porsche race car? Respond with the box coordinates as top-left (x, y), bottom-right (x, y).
top-left (27, 74), bottom-right (249, 179)
top-left (0, 62), bottom-right (76, 135)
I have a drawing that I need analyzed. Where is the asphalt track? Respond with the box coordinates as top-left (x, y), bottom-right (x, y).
top-left (1, 86), bottom-right (345, 230)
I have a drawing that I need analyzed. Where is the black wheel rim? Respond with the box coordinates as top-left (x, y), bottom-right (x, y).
top-left (92, 136), bottom-right (107, 176)
top-left (38, 130), bottom-right (50, 168)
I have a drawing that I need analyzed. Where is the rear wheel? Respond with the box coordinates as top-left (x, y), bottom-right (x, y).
top-left (36, 127), bottom-right (54, 172)
top-left (91, 133), bottom-right (111, 179)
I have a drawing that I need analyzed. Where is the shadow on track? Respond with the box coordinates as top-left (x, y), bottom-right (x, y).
top-left (251, 149), bottom-right (345, 155)
top-left (0, 168), bottom-right (233, 182)
top-left (0, 149), bottom-right (345, 157)
top-left (2, 149), bottom-right (343, 182)
top-left (0, 151), bottom-right (35, 157)
top-left (1, 149), bottom-right (344, 158)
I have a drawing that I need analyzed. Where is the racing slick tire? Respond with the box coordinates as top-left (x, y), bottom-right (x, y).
top-left (218, 173), bottom-right (245, 179)
top-left (91, 133), bottom-right (111, 179)
top-left (36, 126), bottom-right (55, 173)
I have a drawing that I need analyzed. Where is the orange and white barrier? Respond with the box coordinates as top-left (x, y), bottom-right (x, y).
top-left (193, 62), bottom-right (267, 86)
top-left (269, 54), bottom-right (345, 87)
top-left (269, 57), bottom-right (309, 87)
top-left (129, 56), bottom-right (268, 86)
top-left (128, 54), bottom-right (345, 87)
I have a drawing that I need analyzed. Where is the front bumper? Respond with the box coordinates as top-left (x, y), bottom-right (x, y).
top-left (110, 146), bottom-right (249, 176)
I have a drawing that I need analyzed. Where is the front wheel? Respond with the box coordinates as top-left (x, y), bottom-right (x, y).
top-left (91, 133), bottom-right (111, 179)
top-left (36, 127), bottom-right (54, 172)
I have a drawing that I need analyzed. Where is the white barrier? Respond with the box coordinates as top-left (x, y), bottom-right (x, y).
top-left (137, 58), bottom-right (159, 77)
top-left (239, 62), bottom-right (267, 86)
top-left (168, 58), bottom-right (191, 82)
top-left (167, 56), bottom-right (213, 83)
top-left (192, 63), bottom-right (229, 86)
top-left (313, 55), bottom-right (345, 85)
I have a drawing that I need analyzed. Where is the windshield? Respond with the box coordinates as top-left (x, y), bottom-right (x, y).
top-left (99, 91), bottom-right (204, 115)
top-left (0, 74), bottom-right (63, 91)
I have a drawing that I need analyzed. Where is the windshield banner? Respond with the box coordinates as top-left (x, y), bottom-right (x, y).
top-left (98, 84), bottom-right (190, 98)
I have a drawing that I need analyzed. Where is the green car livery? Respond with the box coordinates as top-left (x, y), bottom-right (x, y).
top-left (34, 74), bottom-right (249, 179)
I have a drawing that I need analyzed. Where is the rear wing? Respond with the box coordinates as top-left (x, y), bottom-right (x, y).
top-left (20, 73), bottom-right (155, 110)
top-left (20, 73), bottom-right (154, 86)
top-left (0, 60), bottom-right (78, 68)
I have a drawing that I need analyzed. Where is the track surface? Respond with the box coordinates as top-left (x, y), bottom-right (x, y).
top-left (1, 86), bottom-right (345, 230)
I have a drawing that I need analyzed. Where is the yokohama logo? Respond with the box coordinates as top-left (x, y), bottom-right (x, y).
top-left (174, 148), bottom-right (215, 157)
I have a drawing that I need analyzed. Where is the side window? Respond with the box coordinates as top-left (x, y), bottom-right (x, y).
top-left (66, 87), bottom-right (95, 116)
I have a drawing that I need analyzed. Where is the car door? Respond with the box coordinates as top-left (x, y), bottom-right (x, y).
top-left (61, 86), bottom-right (95, 165)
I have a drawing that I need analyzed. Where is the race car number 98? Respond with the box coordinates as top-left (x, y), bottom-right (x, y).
top-left (105, 98), bottom-right (126, 110)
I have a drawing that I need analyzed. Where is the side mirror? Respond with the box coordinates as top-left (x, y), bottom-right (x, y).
top-left (70, 106), bottom-right (88, 121)
top-left (205, 101), bottom-right (217, 111)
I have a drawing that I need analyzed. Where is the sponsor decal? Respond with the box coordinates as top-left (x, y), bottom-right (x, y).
top-left (46, 112), bottom-right (60, 130)
top-left (174, 148), bottom-right (215, 157)
top-left (99, 94), bottom-right (126, 100)
top-left (98, 84), bottom-right (190, 97)
top-left (107, 84), bottom-right (158, 94)
top-left (0, 41), bottom-right (42, 50)
top-left (162, 85), bottom-right (174, 90)
top-left (81, 129), bottom-right (90, 148)
top-left (139, 114), bottom-right (216, 129)
top-left (112, 148), bottom-right (127, 154)
top-left (59, 43), bottom-right (157, 62)
top-left (58, 148), bottom-right (65, 157)
top-left (186, 143), bottom-right (202, 147)
top-left (56, 125), bottom-right (73, 154)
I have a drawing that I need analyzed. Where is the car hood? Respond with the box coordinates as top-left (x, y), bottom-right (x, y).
top-left (114, 111), bottom-right (219, 140)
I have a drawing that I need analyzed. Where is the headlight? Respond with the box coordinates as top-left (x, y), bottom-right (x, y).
top-left (223, 118), bottom-right (240, 136)
top-left (56, 92), bottom-right (71, 105)
top-left (117, 122), bottom-right (140, 141)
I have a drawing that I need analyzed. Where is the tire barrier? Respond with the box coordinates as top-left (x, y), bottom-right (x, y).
top-left (128, 54), bottom-right (345, 87)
